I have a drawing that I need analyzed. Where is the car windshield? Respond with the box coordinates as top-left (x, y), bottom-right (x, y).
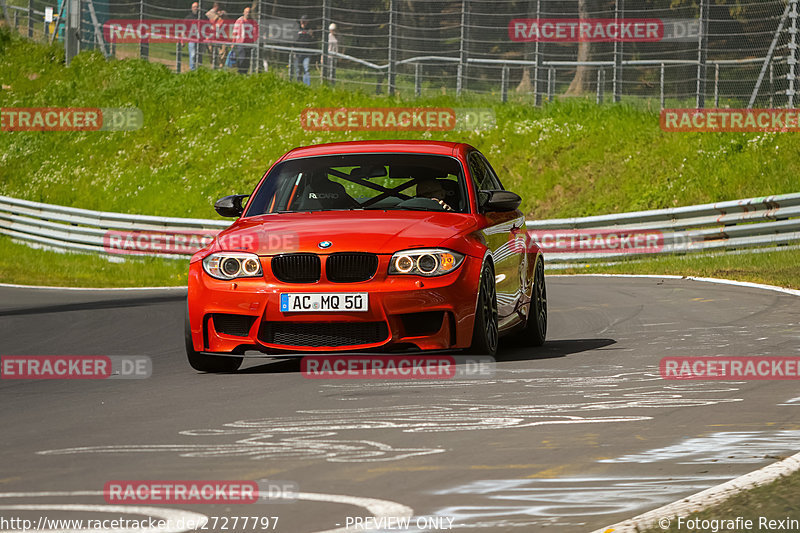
top-left (245, 153), bottom-right (468, 215)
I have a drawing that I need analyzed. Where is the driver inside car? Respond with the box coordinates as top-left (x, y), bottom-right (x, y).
top-left (415, 178), bottom-right (454, 211)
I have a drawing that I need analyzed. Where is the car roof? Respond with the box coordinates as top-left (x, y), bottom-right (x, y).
top-left (281, 140), bottom-right (473, 160)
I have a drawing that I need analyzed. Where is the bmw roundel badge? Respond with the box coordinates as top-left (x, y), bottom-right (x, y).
top-left (318, 241), bottom-right (332, 249)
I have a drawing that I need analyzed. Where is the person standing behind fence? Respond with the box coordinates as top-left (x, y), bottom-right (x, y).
top-left (326, 23), bottom-right (339, 83)
top-left (206, 2), bottom-right (226, 68)
top-left (295, 15), bottom-right (314, 86)
top-left (185, 2), bottom-right (200, 71)
top-left (233, 7), bottom-right (253, 74)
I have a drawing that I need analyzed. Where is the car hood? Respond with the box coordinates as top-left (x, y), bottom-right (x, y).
top-left (207, 210), bottom-right (478, 256)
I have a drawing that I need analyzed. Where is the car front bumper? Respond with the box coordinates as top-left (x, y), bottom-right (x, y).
top-left (187, 255), bottom-right (481, 354)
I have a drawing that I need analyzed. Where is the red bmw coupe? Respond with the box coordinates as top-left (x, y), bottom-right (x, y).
top-left (186, 140), bottom-right (546, 372)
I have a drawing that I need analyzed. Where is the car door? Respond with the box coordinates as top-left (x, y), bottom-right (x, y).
top-left (468, 151), bottom-right (526, 321)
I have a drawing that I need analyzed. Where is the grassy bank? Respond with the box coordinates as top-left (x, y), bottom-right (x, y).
top-left (642, 468), bottom-right (800, 533)
top-left (1, 27), bottom-right (799, 222)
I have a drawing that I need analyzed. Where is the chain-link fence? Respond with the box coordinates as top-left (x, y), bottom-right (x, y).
top-left (2, 0), bottom-right (797, 108)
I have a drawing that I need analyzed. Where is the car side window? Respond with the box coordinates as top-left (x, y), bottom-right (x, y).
top-left (468, 152), bottom-right (502, 191)
top-left (480, 154), bottom-right (504, 190)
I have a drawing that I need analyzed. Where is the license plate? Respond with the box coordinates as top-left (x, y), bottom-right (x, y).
top-left (280, 292), bottom-right (369, 312)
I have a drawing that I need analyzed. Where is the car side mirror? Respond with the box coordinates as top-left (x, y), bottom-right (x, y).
top-left (479, 190), bottom-right (522, 212)
top-left (214, 194), bottom-right (249, 217)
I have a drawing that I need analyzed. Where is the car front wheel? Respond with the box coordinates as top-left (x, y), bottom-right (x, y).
top-left (520, 256), bottom-right (547, 346)
top-left (469, 261), bottom-right (499, 356)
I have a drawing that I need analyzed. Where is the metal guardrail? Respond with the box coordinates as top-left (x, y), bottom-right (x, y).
top-left (0, 195), bottom-right (229, 259)
top-left (1, 193), bottom-right (798, 263)
top-left (526, 192), bottom-right (800, 265)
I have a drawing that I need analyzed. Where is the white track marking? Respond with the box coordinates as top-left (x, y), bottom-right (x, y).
top-left (588, 450), bottom-right (800, 533)
top-left (550, 274), bottom-right (800, 297)
top-left (6, 273), bottom-right (799, 296)
top-left (0, 503), bottom-right (206, 533)
top-left (0, 491), bottom-right (412, 533)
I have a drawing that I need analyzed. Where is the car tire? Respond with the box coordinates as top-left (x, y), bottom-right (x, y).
top-left (185, 303), bottom-right (243, 373)
top-left (469, 261), bottom-right (499, 356)
top-left (520, 256), bottom-right (547, 346)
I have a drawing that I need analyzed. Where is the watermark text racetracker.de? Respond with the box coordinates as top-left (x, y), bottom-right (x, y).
top-left (0, 356), bottom-right (151, 379)
top-left (1, 107), bottom-right (142, 131)
top-left (102, 228), bottom-right (299, 255)
top-left (300, 107), bottom-right (495, 131)
top-left (301, 355), bottom-right (495, 380)
top-left (661, 108), bottom-right (800, 132)
top-left (104, 479), bottom-right (298, 504)
top-left (661, 356), bottom-right (800, 380)
top-left (527, 228), bottom-right (664, 254)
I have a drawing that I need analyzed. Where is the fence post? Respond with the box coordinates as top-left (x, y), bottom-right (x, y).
top-left (596, 68), bottom-right (604, 104)
top-left (388, 0), bottom-right (396, 96)
top-left (139, 0), bottom-right (148, 60)
top-left (547, 66), bottom-right (554, 101)
top-left (660, 63), bottom-right (665, 110)
top-left (714, 63), bottom-right (719, 107)
top-left (533, 0), bottom-right (542, 106)
top-left (501, 64), bottom-right (508, 103)
top-left (14, 9), bottom-right (18, 29)
top-left (789, 0), bottom-right (798, 108)
top-left (415, 62), bottom-right (421, 97)
top-left (613, 0), bottom-right (623, 102)
top-left (176, 42), bottom-right (182, 73)
top-left (65, 0), bottom-right (79, 65)
top-left (322, 0), bottom-right (329, 82)
top-left (695, 0), bottom-right (709, 108)
top-left (457, 0), bottom-right (468, 96)
top-left (27, 0), bottom-right (33, 38)
top-left (769, 60), bottom-right (774, 108)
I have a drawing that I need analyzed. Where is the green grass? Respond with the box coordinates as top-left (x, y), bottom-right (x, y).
top-left (0, 235), bottom-right (188, 287)
top-left (1, 27), bottom-right (799, 222)
top-left (0, 27), bottom-right (798, 291)
top-left (557, 247), bottom-right (800, 290)
top-left (642, 468), bottom-right (800, 533)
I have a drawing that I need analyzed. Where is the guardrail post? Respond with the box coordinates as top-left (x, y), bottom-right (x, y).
top-left (660, 63), bottom-right (665, 110)
top-left (27, 0), bottom-right (33, 38)
top-left (414, 62), bottom-right (421, 97)
top-left (501, 65), bottom-right (509, 103)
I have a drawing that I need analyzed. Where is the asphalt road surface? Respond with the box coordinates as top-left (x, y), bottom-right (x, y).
top-left (1, 276), bottom-right (799, 533)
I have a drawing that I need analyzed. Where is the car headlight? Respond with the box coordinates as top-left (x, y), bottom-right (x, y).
top-left (203, 252), bottom-right (263, 280)
top-left (388, 248), bottom-right (464, 277)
